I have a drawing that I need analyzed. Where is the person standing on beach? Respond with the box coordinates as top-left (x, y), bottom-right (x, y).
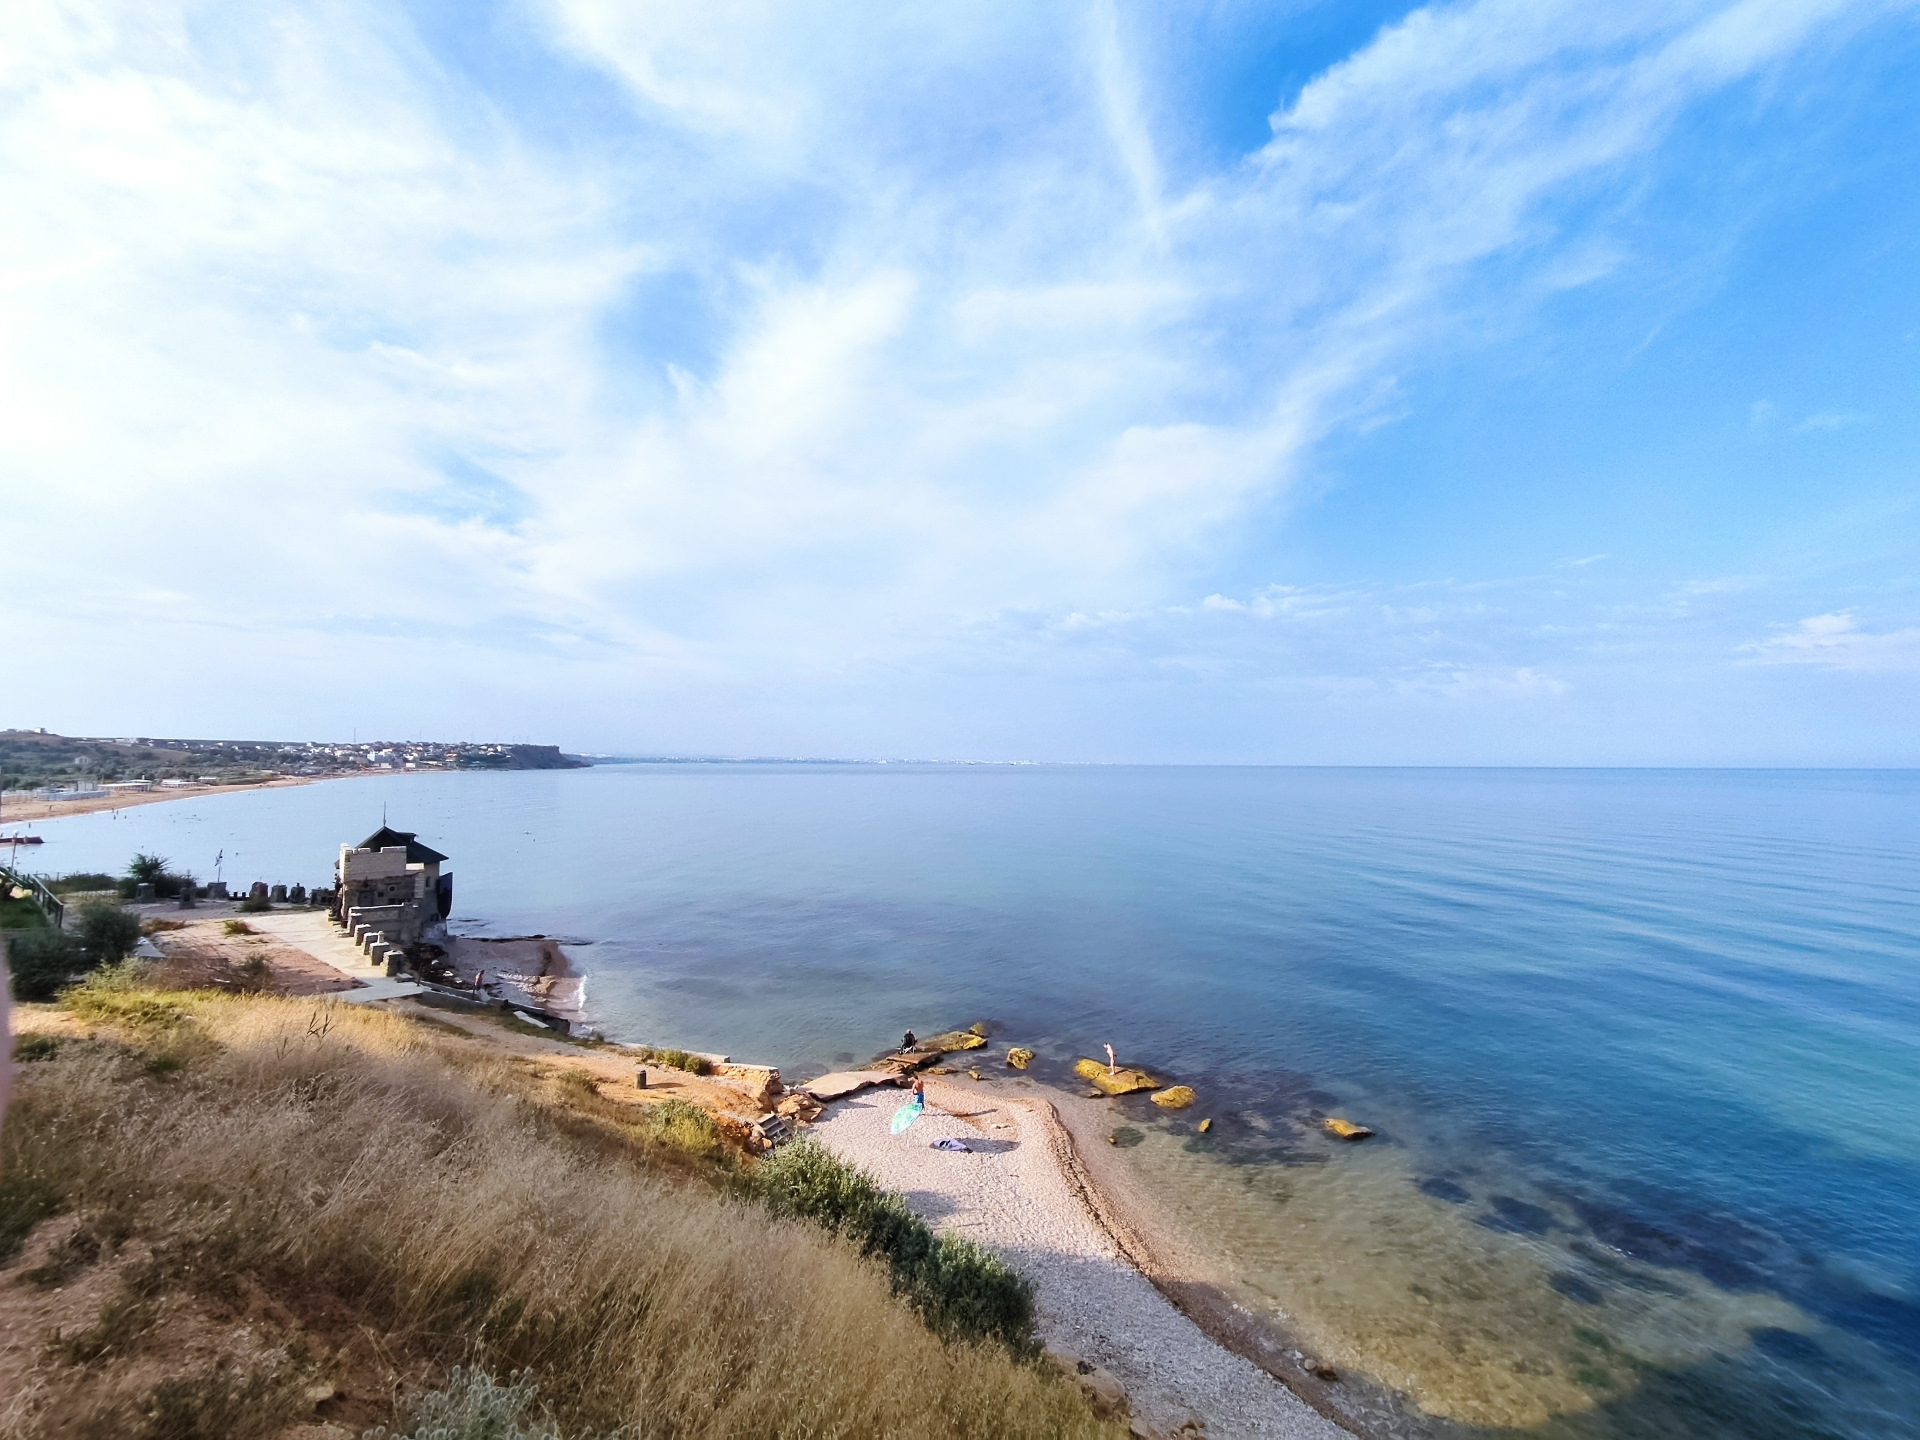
top-left (1104, 1042), bottom-right (1118, 1076)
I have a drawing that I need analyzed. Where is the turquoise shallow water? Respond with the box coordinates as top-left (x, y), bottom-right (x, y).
top-left (14, 765), bottom-right (1920, 1437)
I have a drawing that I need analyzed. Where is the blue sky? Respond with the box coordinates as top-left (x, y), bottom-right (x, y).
top-left (4, 0), bottom-right (1917, 763)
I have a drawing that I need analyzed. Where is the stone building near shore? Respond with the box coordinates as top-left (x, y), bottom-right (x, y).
top-left (334, 826), bottom-right (452, 953)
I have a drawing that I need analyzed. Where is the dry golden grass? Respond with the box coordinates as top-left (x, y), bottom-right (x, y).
top-left (1, 986), bottom-right (1121, 1439)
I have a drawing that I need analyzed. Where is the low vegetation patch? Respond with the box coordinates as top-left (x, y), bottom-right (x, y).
top-left (221, 919), bottom-right (256, 936)
top-left (46, 872), bottom-right (120, 896)
top-left (753, 1139), bottom-right (1037, 1352)
top-left (633, 1045), bottom-right (711, 1075)
top-left (0, 1171), bottom-right (60, 1265)
top-left (0, 893), bottom-right (49, 931)
top-left (381, 1367), bottom-right (562, 1440)
top-left (12, 1033), bottom-right (61, 1062)
top-left (3, 902), bottom-right (144, 1001)
top-left (639, 1097), bottom-right (730, 1162)
top-left (0, 984), bottom-right (1116, 1439)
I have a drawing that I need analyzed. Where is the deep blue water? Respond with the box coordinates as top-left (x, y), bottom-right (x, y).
top-left (13, 764), bottom-right (1920, 1437)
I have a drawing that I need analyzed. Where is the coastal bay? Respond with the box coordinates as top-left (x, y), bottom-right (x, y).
top-left (15, 762), bottom-right (1920, 1439)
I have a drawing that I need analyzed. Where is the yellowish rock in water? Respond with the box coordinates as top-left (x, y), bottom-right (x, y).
top-left (1324, 1117), bottom-right (1375, 1141)
top-left (1151, 1085), bottom-right (1196, 1109)
top-left (968, 1067), bottom-right (981, 1081)
top-left (1072, 1057), bottom-right (1162, 1095)
top-left (1006, 1046), bottom-right (1035, 1070)
top-left (926, 1030), bottom-right (988, 1053)
top-left (1197, 1117), bottom-right (1212, 1133)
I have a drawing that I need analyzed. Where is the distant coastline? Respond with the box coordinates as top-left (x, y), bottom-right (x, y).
top-left (1, 731), bottom-right (588, 831)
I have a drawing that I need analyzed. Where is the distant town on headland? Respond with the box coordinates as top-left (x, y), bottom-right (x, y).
top-left (1, 728), bottom-right (589, 794)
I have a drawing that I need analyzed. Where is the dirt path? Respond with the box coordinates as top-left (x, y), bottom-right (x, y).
top-left (389, 1001), bottom-right (778, 1118)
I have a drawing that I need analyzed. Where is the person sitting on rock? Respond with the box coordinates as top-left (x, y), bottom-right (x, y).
top-left (902, 1030), bottom-right (916, 1051)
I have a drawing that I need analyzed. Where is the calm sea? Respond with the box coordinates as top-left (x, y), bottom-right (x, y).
top-left (14, 765), bottom-right (1920, 1438)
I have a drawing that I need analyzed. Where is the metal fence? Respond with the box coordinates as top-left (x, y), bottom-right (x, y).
top-left (0, 863), bottom-right (66, 929)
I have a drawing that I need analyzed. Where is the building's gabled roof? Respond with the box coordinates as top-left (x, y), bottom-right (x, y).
top-left (357, 826), bottom-right (449, 865)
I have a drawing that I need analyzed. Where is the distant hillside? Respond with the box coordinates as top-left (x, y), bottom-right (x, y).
top-left (0, 730), bottom-right (589, 791)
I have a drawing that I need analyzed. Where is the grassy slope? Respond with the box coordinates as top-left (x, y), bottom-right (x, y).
top-left (0, 983), bottom-right (1120, 1440)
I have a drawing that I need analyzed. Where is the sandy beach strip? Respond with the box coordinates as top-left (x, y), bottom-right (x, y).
top-left (810, 1078), bottom-right (1354, 1440)
top-left (0, 775), bottom-right (322, 826)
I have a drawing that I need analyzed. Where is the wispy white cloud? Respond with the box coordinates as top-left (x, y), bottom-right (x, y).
top-left (0, 0), bottom-right (1908, 752)
top-left (1794, 409), bottom-right (1870, 433)
top-left (1744, 613), bottom-right (1920, 670)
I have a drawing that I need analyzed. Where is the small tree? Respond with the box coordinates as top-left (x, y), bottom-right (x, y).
top-left (5, 928), bottom-right (84, 1002)
top-left (74, 902), bottom-right (142, 968)
top-left (125, 853), bottom-right (181, 899)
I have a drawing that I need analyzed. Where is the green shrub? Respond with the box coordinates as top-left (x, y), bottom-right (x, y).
top-left (239, 891), bottom-right (272, 913)
top-left (223, 920), bottom-right (256, 936)
top-left (632, 1046), bottom-right (710, 1075)
top-left (0, 1171), bottom-right (60, 1265)
top-left (75, 902), bottom-right (143, 967)
top-left (6, 927), bottom-right (85, 1001)
top-left (639, 1098), bottom-right (726, 1159)
top-left (381, 1367), bottom-right (561, 1440)
top-left (125, 853), bottom-right (184, 899)
top-left (12, 1033), bottom-right (61, 1062)
top-left (753, 1140), bottom-right (1036, 1351)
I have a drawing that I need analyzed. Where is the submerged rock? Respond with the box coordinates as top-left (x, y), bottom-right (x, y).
top-left (1151, 1085), bottom-right (1196, 1109)
top-left (1073, 1057), bottom-right (1162, 1095)
top-left (1006, 1046), bottom-right (1035, 1070)
top-left (1198, 1117), bottom-right (1213, 1133)
top-left (1323, 1117), bottom-right (1374, 1141)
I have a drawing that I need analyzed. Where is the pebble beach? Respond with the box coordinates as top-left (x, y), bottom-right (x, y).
top-left (810, 1078), bottom-right (1354, 1440)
